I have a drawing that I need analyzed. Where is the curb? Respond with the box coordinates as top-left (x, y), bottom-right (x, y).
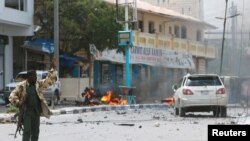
top-left (0, 104), bottom-right (170, 123)
top-left (52, 104), bottom-right (170, 115)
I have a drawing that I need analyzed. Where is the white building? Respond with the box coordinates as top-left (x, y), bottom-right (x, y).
top-left (141, 0), bottom-right (204, 20)
top-left (0, 0), bottom-right (34, 90)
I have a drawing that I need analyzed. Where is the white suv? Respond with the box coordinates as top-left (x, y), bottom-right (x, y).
top-left (172, 74), bottom-right (228, 117)
top-left (4, 70), bottom-right (61, 106)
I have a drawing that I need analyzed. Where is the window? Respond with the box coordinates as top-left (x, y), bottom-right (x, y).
top-left (159, 24), bottom-right (162, 33)
top-left (174, 25), bottom-right (180, 38)
top-left (148, 21), bottom-right (155, 33)
top-left (196, 30), bottom-right (202, 41)
top-left (186, 76), bottom-right (222, 86)
top-left (138, 20), bottom-right (144, 32)
top-left (169, 26), bottom-right (172, 34)
top-left (181, 26), bottom-right (187, 39)
top-left (101, 64), bottom-right (109, 84)
top-left (5, 0), bottom-right (27, 11)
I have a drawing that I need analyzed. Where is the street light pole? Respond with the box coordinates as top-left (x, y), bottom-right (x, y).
top-left (54, 0), bottom-right (59, 73)
top-left (219, 0), bottom-right (228, 75)
top-left (124, 0), bottom-right (131, 87)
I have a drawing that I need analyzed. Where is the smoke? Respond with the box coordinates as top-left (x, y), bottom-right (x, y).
top-left (205, 0), bottom-right (250, 106)
top-left (132, 67), bottom-right (185, 103)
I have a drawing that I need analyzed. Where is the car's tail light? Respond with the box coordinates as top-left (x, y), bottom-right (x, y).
top-left (183, 89), bottom-right (193, 95)
top-left (216, 88), bottom-right (225, 94)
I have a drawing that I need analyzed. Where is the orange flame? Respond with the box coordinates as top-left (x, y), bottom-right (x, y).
top-left (161, 97), bottom-right (174, 106)
top-left (101, 90), bottom-right (112, 103)
top-left (101, 90), bottom-right (127, 105)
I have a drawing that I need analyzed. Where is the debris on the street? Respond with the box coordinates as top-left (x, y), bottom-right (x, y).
top-left (116, 111), bottom-right (127, 115)
top-left (104, 116), bottom-right (108, 118)
top-left (192, 121), bottom-right (198, 124)
top-left (77, 118), bottom-right (83, 123)
top-left (114, 123), bottom-right (135, 126)
top-left (154, 122), bottom-right (160, 127)
top-left (153, 115), bottom-right (160, 120)
top-left (139, 125), bottom-right (142, 128)
top-left (46, 122), bottom-right (53, 125)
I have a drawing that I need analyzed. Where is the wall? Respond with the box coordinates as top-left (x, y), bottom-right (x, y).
top-left (60, 78), bottom-right (90, 101)
top-left (137, 11), bottom-right (205, 42)
top-left (0, 0), bottom-right (34, 36)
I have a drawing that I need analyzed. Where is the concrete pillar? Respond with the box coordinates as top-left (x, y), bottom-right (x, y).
top-left (4, 36), bottom-right (13, 84)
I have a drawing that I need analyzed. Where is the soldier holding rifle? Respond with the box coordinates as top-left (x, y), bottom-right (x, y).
top-left (9, 58), bottom-right (57, 141)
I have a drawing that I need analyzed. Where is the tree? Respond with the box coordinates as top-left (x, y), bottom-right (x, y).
top-left (35, 0), bottom-right (123, 56)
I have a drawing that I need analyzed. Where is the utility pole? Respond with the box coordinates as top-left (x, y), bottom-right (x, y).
top-left (216, 0), bottom-right (240, 75)
top-left (54, 0), bottom-right (59, 73)
top-left (230, 2), bottom-right (238, 75)
top-left (219, 0), bottom-right (228, 75)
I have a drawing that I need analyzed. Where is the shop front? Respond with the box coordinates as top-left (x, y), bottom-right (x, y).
top-left (92, 46), bottom-right (195, 101)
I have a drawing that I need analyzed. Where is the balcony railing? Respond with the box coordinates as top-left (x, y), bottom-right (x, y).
top-left (132, 31), bottom-right (216, 59)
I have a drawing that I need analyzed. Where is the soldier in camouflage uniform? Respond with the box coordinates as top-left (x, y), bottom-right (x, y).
top-left (9, 59), bottom-right (57, 141)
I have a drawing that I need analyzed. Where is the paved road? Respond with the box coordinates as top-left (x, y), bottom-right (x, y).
top-left (0, 107), bottom-right (248, 141)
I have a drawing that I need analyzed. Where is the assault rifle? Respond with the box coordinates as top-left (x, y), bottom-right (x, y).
top-left (14, 94), bottom-right (27, 138)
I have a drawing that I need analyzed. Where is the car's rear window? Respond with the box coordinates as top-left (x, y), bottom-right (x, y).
top-left (186, 76), bottom-right (222, 86)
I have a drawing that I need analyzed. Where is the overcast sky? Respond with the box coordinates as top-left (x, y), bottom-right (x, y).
top-left (204, 0), bottom-right (250, 31)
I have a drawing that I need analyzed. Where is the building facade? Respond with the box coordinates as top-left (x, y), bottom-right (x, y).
top-left (0, 0), bottom-right (34, 90)
top-left (141, 0), bottom-right (204, 20)
top-left (94, 0), bottom-right (216, 100)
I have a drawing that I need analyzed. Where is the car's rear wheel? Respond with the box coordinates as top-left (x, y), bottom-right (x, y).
top-left (213, 109), bottom-right (219, 117)
top-left (179, 107), bottom-right (185, 117)
top-left (178, 100), bottom-right (185, 117)
top-left (213, 106), bottom-right (227, 117)
top-left (220, 106), bottom-right (227, 117)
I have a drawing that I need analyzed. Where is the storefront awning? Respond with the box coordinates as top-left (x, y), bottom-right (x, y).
top-left (59, 53), bottom-right (88, 68)
top-left (22, 37), bottom-right (54, 54)
top-left (91, 45), bottom-right (195, 69)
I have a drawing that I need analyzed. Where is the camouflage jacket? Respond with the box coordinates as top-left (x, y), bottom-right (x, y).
top-left (9, 68), bottom-right (57, 118)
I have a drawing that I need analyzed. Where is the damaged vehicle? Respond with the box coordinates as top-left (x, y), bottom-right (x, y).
top-left (172, 74), bottom-right (228, 117)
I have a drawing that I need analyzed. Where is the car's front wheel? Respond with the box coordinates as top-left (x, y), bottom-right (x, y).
top-left (174, 107), bottom-right (179, 116)
top-left (50, 90), bottom-right (60, 107)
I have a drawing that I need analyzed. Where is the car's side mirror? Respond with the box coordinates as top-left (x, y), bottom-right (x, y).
top-left (172, 84), bottom-right (178, 92)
